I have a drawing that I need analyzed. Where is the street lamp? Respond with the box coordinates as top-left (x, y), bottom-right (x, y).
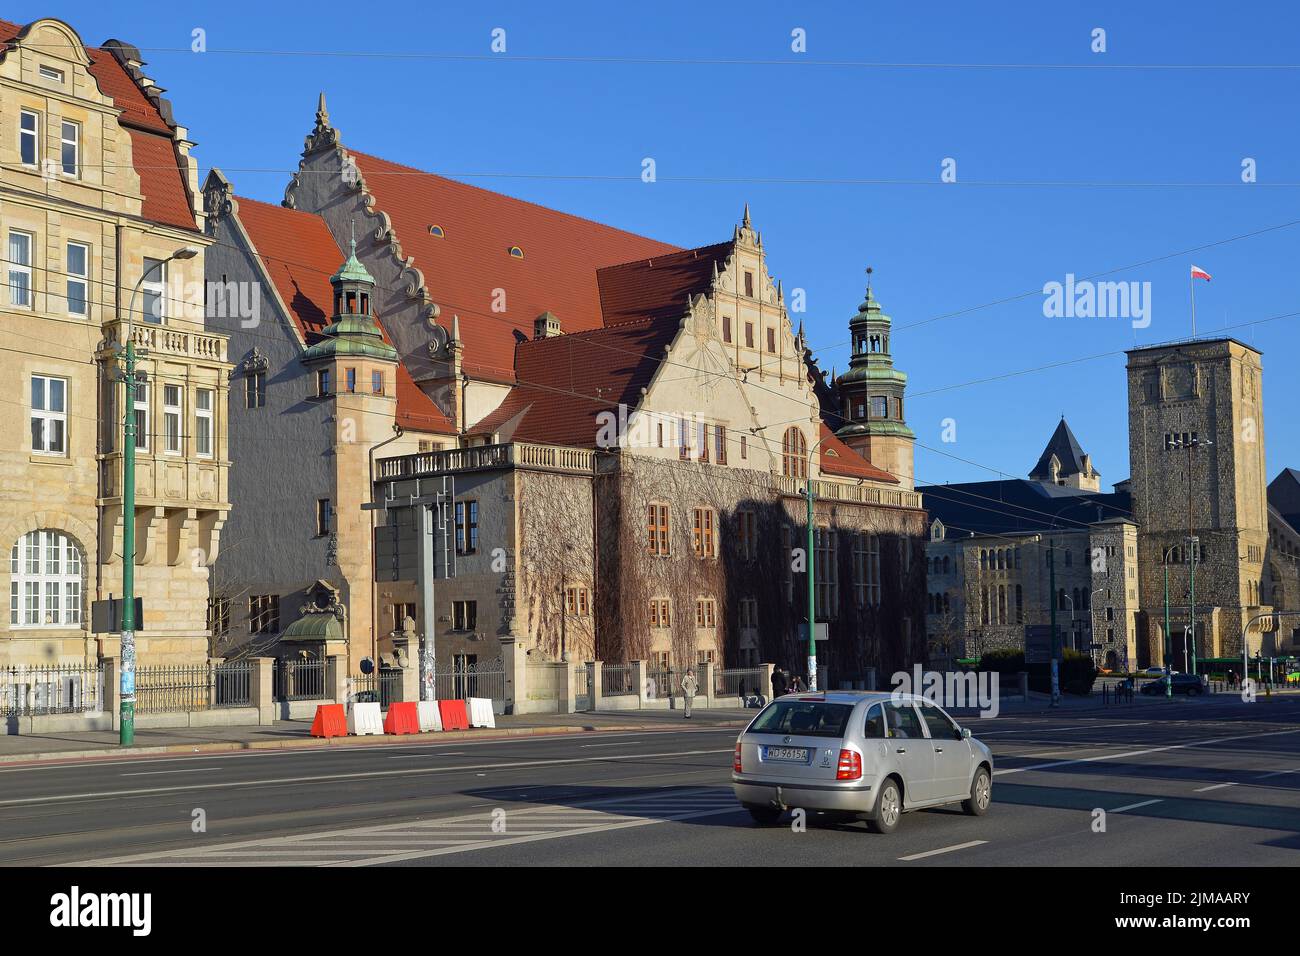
top-left (802, 428), bottom-right (833, 692)
top-left (117, 245), bottom-right (200, 746)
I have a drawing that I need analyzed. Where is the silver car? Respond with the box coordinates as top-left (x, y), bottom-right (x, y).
top-left (731, 691), bottom-right (994, 833)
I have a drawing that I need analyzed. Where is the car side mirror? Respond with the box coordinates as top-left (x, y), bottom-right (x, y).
top-left (961, 727), bottom-right (972, 740)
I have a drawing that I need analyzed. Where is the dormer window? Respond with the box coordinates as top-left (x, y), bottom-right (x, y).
top-left (39, 65), bottom-right (64, 83)
top-left (509, 245), bottom-right (524, 260)
top-left (428, 224), bottom-right (445, 238)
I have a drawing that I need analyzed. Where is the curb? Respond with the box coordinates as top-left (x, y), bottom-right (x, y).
top-left (0, 719), bottom-right (750, 768)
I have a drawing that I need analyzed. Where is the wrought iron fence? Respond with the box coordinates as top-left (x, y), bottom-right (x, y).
top-left (0, 663), bottom-right (104, 717)
top-left (646, 668), bottom-right (681, 700)
top-left (714, 667), bottom-right (768, 700)
top-left (601, 663), bottom-right (637, 697)
top-left (134, 665), bottom-right (214, 715)
top-left (213, 660), bottom-right (252, 707)
top-left (273, 658), bottom-right (330, 701)
top-left (349, 669), bottom-right (401, 708)
top-left (435, 662), bottom-right (506, 704)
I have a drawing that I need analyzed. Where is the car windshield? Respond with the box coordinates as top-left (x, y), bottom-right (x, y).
top-left (748, 700), bottom-right (854, 738)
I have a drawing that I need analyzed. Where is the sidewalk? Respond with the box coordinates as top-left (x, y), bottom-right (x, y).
top-left (0, 707), bottom-right (755, 766)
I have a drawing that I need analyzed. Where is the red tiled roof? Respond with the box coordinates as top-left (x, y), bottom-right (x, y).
top-left (233, 196), bottom-right (456, 436)
top-left (597, 242), bottom-right (733, 327)
top-left (347, 150), bottom-right (679, 381)
top-left (0, 19), bottom-right (197, 231)
top-left (234, 195), bottom-right (338, 342)
top-left (819, 423), bottom-right (899, 484)
top-left (472, 319), bottom-right (679, 446)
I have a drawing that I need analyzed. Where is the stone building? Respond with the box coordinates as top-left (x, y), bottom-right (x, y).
top-left (201, 175), bottom-right (457, 672)
top-left (1264, 468), bottom-right (1300, 655)
top-left (0, 18), bottom-right (228, 667)
top-left (921, 420), bottom-right (1139, 669)
top-left (1126, 338), bottom-right (1271, 666)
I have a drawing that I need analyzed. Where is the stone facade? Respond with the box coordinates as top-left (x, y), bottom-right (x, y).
top-left (1126, 338), bottom-right (1270, 663)
top-left (0, 19), bottom-right (228, 667)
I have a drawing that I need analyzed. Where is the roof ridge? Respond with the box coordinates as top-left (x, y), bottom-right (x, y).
top-left (347, 148), bottom-right (680, 252)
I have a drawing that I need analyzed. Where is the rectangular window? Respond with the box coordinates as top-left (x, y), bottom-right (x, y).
top-left (371, 370), bottom-right (383, 395)
top-left (207, 598), bottom-right (231, 638)
top-left (163, 384), bottom-right (182, 454)
top-left (740, 435), bottom-right (747, 459)
top-left (455, 500), bottom-right (479, 554)
top-left (692, 508), bottom-right (715, 558)
top-left (695, 598), bottom-right (717, 628)
top-left (39, 65), bottom-right (64, 83)
top-left (853, 533), bottom-right (880, 607)
top-left (19, 110), bottom-right (38, 166)
top-left (766, 328), bottom-right (777, 353)
top-left (815, 527), bottom-right (837, 617)
top-left (142, 258), bottom-right (166, 323)
top-left (715, 424), bottom-right (727, 464)
top-left (390, 602), bottom-right (416, 632)
top-left (316, 498), bottom-right (331, 536)
top-left (8, 230), bottom-right (32, 308)
top-left (249, 594), bottom-right (280, 634)
top-left (452, 600), bottom-right (477, 631)
top-left (678, 416), bottom-right (690, 460)
top-left (65, 241), bottom-right (88, 316)
top-left (647, 503), bottom-right (670, 556)
top-left (345, 367), bottom-right (356, 393)
top-left (246, 371), bottom-right (266, 408)
top-left (744, 271), bottom-right (754, 297)
top-left (30, 375), bottom-right (67, 455)
top-left (650, 599), bottom-right (671, 628)
top-left (60, 120), bottom-right (78, 177)
top-left (317, 369), bottom-right (330, 397)
top-left (744, 322), bottom-right (754, 348)
top-left (739, 598), bottom-right (758, 629)
top-left (737, 510), bottom-right (758, 560)
top-left (722, 316), bottom-right (732, 343)
top-left (871, 396), bottom-right (888, 419)
top-left (132, 376), bottom-right (149, 452)
top-left (698, 422), bottom-right (710, 463)
top-left (195, 388), bottom-right (213, 457)
top-left (565, 587), bottom-right (590, 617)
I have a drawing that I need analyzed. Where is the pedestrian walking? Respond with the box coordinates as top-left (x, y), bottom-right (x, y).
top-left (681, 667), bottom-right (698, 719)
top-left (771, 667), bottom-right (788, 698)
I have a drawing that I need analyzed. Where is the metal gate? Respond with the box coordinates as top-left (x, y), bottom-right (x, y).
top-left (574, 662), bottom-right (592, 711)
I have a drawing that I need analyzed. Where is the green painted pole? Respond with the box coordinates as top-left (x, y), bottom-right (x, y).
top-left (120, 337), bottom-right (137, 746)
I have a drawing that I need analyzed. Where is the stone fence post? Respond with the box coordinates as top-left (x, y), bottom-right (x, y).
top-left (250, 658), bottom-right (275, 725)
top-left (590, 660), bottom-right (604, 709)
top-left (560, 661), bottom-right (576, 714)
top-left (696, 661), bottom-right (714, 707)
top-left (327, 654), bottom-right (348, 704)
top-left (632, 660), bottom-right (649, 708)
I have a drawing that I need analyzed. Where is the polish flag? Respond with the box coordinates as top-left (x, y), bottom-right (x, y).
top-left (1190, 265), bottom-right (1212, 281)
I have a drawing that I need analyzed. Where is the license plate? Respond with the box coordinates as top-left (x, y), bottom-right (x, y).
top-left (764, 746), bottom-right (809, 763)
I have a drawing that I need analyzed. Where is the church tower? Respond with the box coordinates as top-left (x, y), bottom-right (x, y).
top-left (833, 272), bottom-right (915, 489)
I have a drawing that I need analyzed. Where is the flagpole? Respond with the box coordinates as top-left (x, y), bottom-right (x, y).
top-left (1189, 269), bottom-right (1197, 337)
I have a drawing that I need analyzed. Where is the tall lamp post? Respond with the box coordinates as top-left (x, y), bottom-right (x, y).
top-left (117, 246), bottom-right (200, 745)
top-left (1169, 435), bottom-right (1211, 677)
top-left (802, 430), bottom-right (833, 691)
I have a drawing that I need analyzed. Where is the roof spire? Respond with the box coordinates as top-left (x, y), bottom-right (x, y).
top-left (317, 91), bottom-right (329, 126)
top-left (742, 202), bottom-right (751, 227)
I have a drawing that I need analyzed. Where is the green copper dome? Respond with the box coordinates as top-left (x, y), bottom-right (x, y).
top-left (301, 237), bottom-right (396, 364)
top-left (331, 238), bottom-right (375, 285)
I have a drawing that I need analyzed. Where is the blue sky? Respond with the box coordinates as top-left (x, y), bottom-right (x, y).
top-left (20, 1), bottom-right (1300, 488)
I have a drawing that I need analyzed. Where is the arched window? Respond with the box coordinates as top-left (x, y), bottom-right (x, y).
top-left (781, 427), bottom-right (807, 479)
top-left (10, 530), bottom-right (83, 627)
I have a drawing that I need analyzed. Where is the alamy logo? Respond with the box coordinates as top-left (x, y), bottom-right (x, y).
top-left (1042, 274), bottom-right (1151, 328)
top-left (49, 886), bottom-right (151, 936)
top-left (890, 665), bottom-right (1000, 718)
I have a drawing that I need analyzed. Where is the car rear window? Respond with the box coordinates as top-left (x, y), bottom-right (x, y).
top-left (748, 700), bottom-right (854, 738)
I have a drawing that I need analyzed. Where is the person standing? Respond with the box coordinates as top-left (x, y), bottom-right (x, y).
top-left (681, 668), bottom-right (698, 719)
top-left (771, 667), bottom-right (788, 698)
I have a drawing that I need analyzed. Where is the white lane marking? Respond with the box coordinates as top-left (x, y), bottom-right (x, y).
top-left (1193, 782), bottom-right (1239, 793)
top-left (120, 767), bottom-right (223, 777)
top-left (976, 722), bottom-right (1149, 736)
top-left (72, 788), bottom-right (741, 867)
top-left (387, 753), bottom-right (464, 758)
top-left (1256, 768), bottom-right (1299, 779)
top-left (992, 727), bottom-right (1300, 777)
top-left (898, 840), bottom-right (988, 862)
top-left (1111, 799), bottom-right (1163, 813)
top-left (0, 727), bottom-right (738, 774)
top-left (0, 748), bottom-right (734, 809)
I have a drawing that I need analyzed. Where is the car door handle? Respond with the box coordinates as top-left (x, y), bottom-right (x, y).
top-left (896, 748), bottom-right (907, 754)
top-left (935, 747), bottom-right (944, 753)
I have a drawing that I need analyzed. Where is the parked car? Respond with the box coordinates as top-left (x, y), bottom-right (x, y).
top-left (1143, 666), bottom-right (1168, 677)
top-left (731, 691), bottom-right (993, 834)
top-left (1140, 672), bottom-right (1208, 696)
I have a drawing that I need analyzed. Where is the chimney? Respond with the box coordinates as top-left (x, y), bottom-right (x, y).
top-left (534, 311), bottom-right (562, 339)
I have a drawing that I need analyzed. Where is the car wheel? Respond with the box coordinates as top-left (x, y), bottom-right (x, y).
top-left (744, 803), bottom-right (783, 826)
top-left (1190, 685), bottom-right (1202, 696)
top-left (866, 778), bottom-right (902, 834)
top-left (963, 767), bottom-right (992, 816)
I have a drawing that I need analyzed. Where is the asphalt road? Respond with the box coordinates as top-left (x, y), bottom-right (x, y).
top-left (3, 696), bottom-right (1298, 867)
